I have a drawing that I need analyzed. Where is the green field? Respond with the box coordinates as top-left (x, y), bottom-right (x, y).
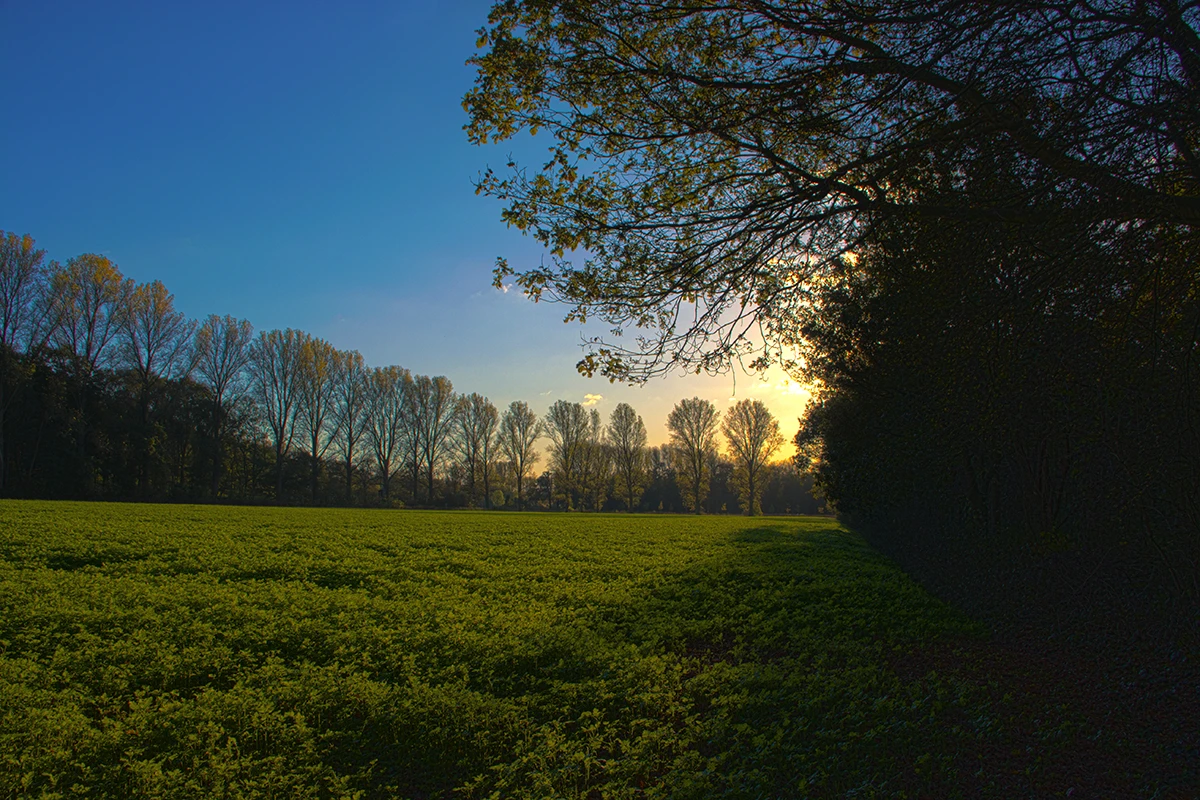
top-left (1, 502), bottom-right (1001, 798)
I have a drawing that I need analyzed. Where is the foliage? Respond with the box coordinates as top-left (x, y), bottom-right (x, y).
top-left (467, 0), bottom-right (1199, 381)
top-left (0, 500), bottom-right (1047, 798)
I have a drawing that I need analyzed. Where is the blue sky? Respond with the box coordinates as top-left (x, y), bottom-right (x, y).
top-left (0, 0), bottom-right (809, 449)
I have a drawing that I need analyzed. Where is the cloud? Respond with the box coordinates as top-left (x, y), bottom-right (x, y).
top-left (582, 393), bottom-right (603, 406)
top-left (539, 389), bottom-right (554, 397)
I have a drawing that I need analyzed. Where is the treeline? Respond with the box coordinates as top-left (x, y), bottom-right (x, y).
top-left (0, 232), bottom-right (820, 514)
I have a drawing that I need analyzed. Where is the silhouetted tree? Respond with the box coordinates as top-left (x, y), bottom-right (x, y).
top-left (367, 365), bottom-right (409, 504)
top-left (667, 397), bottom-right (719, 513)
top-left (248, 328), bottom-right (305, 502)
top-left (411, 375), bottom-right (457, 504)
top-left (544, 399), bottom-right (589, 509)
top-left (194, 315), bottom-right (253, 497)
top-left (455, 393), bottom-right (499, 507)
top-left (331, 349), bottom-right (369, 504)
top-left (297, 336), bottom-right (339, 504)
top-left (608, 402), bottom-right (648, 511)
top-left (48, 254), bottom-right (131, 493)
top-left (120, 279), bottom-right (196, 495)
top-left (0, 232), bottom-right (53, 491)
top-left (498, 400), bottom-right (541, 510)
top-left (723, 399), bottom-right (782, 515)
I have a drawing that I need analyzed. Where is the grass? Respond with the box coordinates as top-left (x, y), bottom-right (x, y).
top-left (0, 501), bottom-right (1008, 798)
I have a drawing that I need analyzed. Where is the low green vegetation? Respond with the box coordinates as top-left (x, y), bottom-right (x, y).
top-left (2, 501), bottom-right (1012, 798)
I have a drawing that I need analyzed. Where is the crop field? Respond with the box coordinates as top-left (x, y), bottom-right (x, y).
top-left (1, 501), bottom-right (1043, 798)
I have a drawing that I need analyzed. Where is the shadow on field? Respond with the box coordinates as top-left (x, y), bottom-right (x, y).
top-left (434, 519), bottom-right (1198, 799)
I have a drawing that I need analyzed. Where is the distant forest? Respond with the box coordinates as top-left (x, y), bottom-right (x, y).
top-left (0, 231), bottom-right (820, 514)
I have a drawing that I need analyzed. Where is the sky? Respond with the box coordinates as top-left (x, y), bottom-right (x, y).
top-left (0, 0), bottom-right (811, 451)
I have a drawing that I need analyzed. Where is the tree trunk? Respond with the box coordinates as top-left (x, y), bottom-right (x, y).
top-left (0, 383), bottom-right (6, 494)
top-left (274, 444), bottom-right (285, 504)
top-left (468, 457), bottom-right (476, 507)
top-left (75, 384), bottom-right (91, 497)
top-left (210, 401), bottom-right (224, 498)
top-left (311, 446), bottom-right (320, 505)
top-left (138, 389), bottom-right (152, 497)
top-left (748, 469), bottom-right (757, 516)
top-left (482, 460), bottom-right (490, 510)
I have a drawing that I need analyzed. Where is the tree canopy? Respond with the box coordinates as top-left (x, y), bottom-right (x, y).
top-left (467, 0), bottom-right (1199, 380)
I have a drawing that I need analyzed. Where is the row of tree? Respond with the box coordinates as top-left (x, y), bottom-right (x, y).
top-left (0, 231), bottom-right (818, 513)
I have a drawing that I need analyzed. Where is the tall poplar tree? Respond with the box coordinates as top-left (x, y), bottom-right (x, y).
top-left (499, 400), bottom-right (541, 511)
top-left (608, 402), bottom-right (649, 511)
top-left (723, 399), bottom-right (782, 516)
top-left (667, 397), bottom-right (719, 513)
top-left (194, 315), bottom-right (253, 497)
top-left (248, 328), bottom-right (305, 502)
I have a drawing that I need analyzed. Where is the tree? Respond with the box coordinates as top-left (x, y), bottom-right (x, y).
top-left (400, 372), bottom-right (422, 502)
top-left (120, 280), bottom-right (197, 494)
top-left (478, 400), bottom-right (499, 509)
top-left (578, 407), bottom-right (611, 510)
top-left (608, 402), bottom-right (648, 511)
top-left (455, 393), bottom-right (499, 507)
top-left (723, 399), bottom-right (782, 516)
top-left (49, 255), bottom-right (130, 378)
top-left (411, 375), bottom-right (457, 503)
top-left (296, 336), bottom-right (339, 504)
top-left (194, 315), bottom-right (253, 497)
top-left (366, 365), bottom-right (409, 503)
top-left (498, 400), bottom-right (541, 510)
top-left (48, 254), bottom-right (132, 490)
top-left (468, 1), bottom-right (1200, 382)
top-left (248, 328), bottom-right (305, 502)
top-left (0, 232), bottom-right (53, 491)
top-left (644, 444), bottom-right (682, 512)
top-left (121, 280), bottom-right (195, 388)
top-left (331, 349), bottom-right (369, 504)
top-left (667, 397), bottom-right (719, 513)
top-left (543, 399), bottom-right (589, 509)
